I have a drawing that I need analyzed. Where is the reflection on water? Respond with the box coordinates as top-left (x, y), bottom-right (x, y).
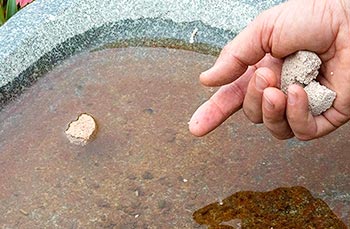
top-left (193, 186), bottom-right (347, 228)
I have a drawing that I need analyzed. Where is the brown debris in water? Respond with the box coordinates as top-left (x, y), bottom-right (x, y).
top-left (193, 186), bottom-right (346, 229)
top-left (65, 113), bottom-right (97, 146)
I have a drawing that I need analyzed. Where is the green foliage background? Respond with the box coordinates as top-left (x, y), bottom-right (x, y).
top-left (0, 0), bottom-right (33, 25)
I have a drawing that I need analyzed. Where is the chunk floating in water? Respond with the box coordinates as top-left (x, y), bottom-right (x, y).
top-left (65, 113), bottom-right (97, 146)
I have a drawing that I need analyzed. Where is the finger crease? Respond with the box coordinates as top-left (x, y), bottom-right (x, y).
top-left (209, 98), bottom-right (228, 118)
top-left (228, 53), bottom-right (250, 71)
top-left (227, 83), bottom-right (245, 104)
top-left (324, 107), bottom-right (350, 127)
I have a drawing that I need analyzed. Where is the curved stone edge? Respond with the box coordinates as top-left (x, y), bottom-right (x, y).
top-left (0, 19), bottom-right (235, 109)
top-left (0, 0), bottom-right (285, 108)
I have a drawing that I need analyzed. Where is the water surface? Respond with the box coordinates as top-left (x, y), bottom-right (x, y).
top-left (0, 47), bottom-right (349, 227)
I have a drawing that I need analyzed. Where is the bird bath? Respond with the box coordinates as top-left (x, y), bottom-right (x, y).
top-left (0, 0), bottom-right (349, 227)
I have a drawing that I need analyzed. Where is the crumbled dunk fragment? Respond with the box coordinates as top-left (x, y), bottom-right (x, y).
top-left (65, 113), bottom-right (97, 146)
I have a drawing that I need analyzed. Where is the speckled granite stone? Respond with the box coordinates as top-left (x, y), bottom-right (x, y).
top-left (0, 0), bottom-right (285, 108)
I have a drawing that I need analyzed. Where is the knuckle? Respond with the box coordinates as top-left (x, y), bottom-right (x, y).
top-left (272, 130), bottom-right (294, 140)
top-left (293, 132), bottom-right (314, 141)
top-left (263, 112), bottom-right (275, 123)
top-left (243, 108), bottom-right (262, 124)
top-left (264, 120), bottom-right (294, 140)
top-left (263, 107), bottom-right (285, 124)
top-left (221, 44), bottom-right (247, 70)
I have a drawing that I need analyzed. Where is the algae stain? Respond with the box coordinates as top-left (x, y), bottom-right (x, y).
top-left (193, 186), bottom-right (346, 229)
top-left (91, 38), bottom-right (221, 56)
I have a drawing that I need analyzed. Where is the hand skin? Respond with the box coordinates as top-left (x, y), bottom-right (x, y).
top-left (189, 0), bottom-right (350, 141)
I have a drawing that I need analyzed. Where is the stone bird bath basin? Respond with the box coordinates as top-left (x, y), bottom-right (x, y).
top-left (0, 0), bottom-right (349, 227)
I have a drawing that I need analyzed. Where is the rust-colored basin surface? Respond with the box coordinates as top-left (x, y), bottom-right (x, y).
top-left (0, 47), bottom-right (349, 228)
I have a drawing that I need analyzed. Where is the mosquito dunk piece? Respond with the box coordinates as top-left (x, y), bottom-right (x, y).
top-left (281, 51), bottom-right (336, 115)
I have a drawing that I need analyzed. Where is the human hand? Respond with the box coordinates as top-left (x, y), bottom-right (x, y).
top-left (189, 0), bottom-right (350, 140)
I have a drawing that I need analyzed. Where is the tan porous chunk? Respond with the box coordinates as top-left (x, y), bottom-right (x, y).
top-left (281, 51), bottom-right (336, 115)
top-left (304, 81), bottom-right (337, 116)
top-left (281, 51), bottom-right (322, 93)
top-left (65, 113), bottom-right (97, 146)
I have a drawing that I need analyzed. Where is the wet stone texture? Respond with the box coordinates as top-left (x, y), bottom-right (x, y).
top-left (0, 47), bottom-right (349, 228)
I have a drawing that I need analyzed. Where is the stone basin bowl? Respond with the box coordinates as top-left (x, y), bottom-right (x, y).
top-left (0, 0), bottom-right (349, 228)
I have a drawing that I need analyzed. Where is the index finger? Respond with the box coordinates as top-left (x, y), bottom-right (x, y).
top-left (189, 66), bottom-right (254, 136)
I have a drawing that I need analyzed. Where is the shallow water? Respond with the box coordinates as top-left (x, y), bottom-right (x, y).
top-left (0, 47), bottom-right (349, 228)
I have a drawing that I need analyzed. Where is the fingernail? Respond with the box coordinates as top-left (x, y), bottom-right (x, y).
top-left (288, 89), bottom-right (297, 105)
top-left (264, 93), bottom-right (275, 110)
top-left (201, 69), bottom-right (210, 76)
top-left (201, 66), bottom-right (215, 76)
top-left (255, 73), bottom-right (269, 91)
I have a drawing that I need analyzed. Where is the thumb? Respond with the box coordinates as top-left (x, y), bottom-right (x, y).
top-left (200, 4), bottom-right (283, 87)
